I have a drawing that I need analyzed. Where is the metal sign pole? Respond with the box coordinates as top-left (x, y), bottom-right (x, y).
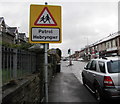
top-left (44, 43), bottom-right (48, 102)
top-left (44, 2), bottom-right (48, 102)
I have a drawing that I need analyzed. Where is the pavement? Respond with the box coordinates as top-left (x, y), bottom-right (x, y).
top-left (48, 61), bottom-right (98, 103)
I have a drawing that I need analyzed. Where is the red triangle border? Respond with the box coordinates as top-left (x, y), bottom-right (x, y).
top-left (34, 7), bottom-right (57, 26)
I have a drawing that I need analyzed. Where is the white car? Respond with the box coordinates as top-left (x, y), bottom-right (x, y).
top-left (82, 56), bottom-right (120, 101)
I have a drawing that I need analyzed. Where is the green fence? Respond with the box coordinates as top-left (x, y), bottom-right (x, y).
top-left (1, 46), bottom-right (37, 84)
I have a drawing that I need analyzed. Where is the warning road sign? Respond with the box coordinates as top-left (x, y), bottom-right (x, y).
top-left (29, 5), bottom-right (62, 43)
top-left (34, 7), bottom-right (57, 26)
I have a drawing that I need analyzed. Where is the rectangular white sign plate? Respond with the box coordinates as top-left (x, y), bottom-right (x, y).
top-left (31, 27), bottom-right (60, 42)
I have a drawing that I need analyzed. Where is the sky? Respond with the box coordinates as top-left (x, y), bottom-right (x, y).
top-left (0, 0), bottom-right (119, 56)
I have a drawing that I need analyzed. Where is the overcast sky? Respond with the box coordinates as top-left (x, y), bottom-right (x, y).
top-left (0, 0), bottom-right (119, 56)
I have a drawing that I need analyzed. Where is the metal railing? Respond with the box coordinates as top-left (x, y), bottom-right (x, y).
top-left (2, 46), bottom-right (37, 84)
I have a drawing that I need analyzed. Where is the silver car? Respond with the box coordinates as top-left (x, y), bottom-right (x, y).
top-left (82, 57), bottom-right (120, 101)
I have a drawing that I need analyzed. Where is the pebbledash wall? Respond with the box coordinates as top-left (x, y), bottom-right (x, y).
top-left (2, 49), bottom-right (57, 104)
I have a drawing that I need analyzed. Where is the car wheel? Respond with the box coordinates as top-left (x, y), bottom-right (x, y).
top-left (95, 88), bottom-right (101, 101)
top-left (95, 87), bottom-right (104, 102)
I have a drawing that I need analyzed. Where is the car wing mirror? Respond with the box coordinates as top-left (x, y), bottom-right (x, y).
top-left (84, 66), bottom-right (88, 70)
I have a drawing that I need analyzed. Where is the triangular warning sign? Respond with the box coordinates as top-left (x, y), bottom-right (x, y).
top-left (34, 7), bottom-right (57, 26)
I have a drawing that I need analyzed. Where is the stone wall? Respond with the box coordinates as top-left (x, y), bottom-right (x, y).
top-left (2, 74), bottom-right (41, 104)
top-left (2, 51), bottom-right (58, 104)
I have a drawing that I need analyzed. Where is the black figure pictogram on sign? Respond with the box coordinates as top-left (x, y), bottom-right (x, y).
top-left (40, 15), bottom-right (45, 23)
top-left (45, 14), bottom-right (51, 23)
top-left (39, 14), bottom-right (51, 24)
top-left (34, 7), bottom-right (57, 26)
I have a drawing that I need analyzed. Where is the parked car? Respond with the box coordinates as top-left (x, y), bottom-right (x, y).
top-left (82, 57), bottom-right (120, 102)
top-left (63, 58), bottom-right (67, 61)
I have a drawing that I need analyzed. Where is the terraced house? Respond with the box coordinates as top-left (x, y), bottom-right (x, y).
top-left (79, 32), bottom-right (120, 60)
top-left (0, 17), bottom-right (16, 44)
top-left (0, 17), bottom-right (27, 45)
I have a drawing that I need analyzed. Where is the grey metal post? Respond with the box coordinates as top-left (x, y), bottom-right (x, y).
top-left (44, 2), bottom-right (48, 102)
top-left (44, 43), bottom-right (48, 102)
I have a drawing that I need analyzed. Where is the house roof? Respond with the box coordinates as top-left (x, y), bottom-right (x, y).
top-left (0, 17), bottom-right (4, 24)
top-left (18, 33), bottom-right (26, 40)
top-left (89, 32), bottom-right (120, 47)
top-left (80, 31), bottom-right (120, 51)
top-left (0, 17), bottom-right (6, 28)
top-left (5, 27), bottom-right (18, 37)
top-left (0, 17), bottom-right (17, 37)
top-left (7, 27), bottom-right (18, 35)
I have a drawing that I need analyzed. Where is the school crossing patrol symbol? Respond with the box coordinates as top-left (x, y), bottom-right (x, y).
top-left (29, 4), bottom-right (62, 43)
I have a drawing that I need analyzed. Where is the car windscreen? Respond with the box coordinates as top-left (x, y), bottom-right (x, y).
top-left (107, 60), bottom-right (120, 73)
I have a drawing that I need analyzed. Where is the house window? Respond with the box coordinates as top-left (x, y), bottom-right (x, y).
top-left (115, 39), bottom-right (118, 46)
top-left (109, 41), bottom-right (111, 48)
top-left (111, 40), bottom-right (113, 48)
top-left (107, 42), bottom-right (109, 48)
top-left (105, 42), bottom-right (106, 49)
top-left (112, 39), bottom-right (116, 47)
